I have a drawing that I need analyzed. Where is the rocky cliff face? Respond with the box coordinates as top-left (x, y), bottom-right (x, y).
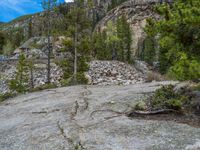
top-left (0, 1), bottom-right (112, 37)
top-left (95, 0), bottom-right (163, 57)
top-left (0, 0), bottom-right (161, 56)
top-left (0, 0), bottom-right (128, 37)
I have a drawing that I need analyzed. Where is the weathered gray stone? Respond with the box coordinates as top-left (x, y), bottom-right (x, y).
top-left (95, 0), bottom-right (162, 57)
top-left (1, 81), bottom-right (200, 150)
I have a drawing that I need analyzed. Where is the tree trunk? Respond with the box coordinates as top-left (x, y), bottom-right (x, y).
top-left (46, 4), bottom-right (51, 84)
top-left (47, 34), bottom-right (51, 84)
top-left (30, 67), bottom-right (34, 89)
top-left (73, 1), bottom-right (78, 84)
top-left (112, 44), bottom-right (116, 60)
top-left (74, 25), bottom-right (78, 84)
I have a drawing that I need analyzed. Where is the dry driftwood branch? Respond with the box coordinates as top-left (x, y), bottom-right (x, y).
top-left (128, 109), bottom-right (179, 116)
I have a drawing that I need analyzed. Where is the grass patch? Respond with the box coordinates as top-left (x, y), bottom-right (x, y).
top-left (0, 92), bottom-right (16, 103)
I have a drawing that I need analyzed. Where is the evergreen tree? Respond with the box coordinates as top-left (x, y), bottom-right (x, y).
top-left (116, 15), bottom-right (132, 62)
top-left (28, 18), bottom-right (33, 39)
top-left (0, 32), bottom-right (5, 54)
top-left (9, 28), bottom-right (25, 49)
top-left (63, 0), bottom-right (92, 84)
top-left (108, 0), bottom-right (127, 11)
top-left (57, 0), bottom-right (93, 85)
top-left (93, 16), bottom-right (132, 62)
top-left (9, 54), bottom-right (29, 93)
top-left (42, 0), bottom-right (57, 84)
top-left (105, 21), bottom-right (120, 60)
top-left (145, 0), bottom-right (200, 80)
top-left (27, 58), bottom-right (35, 89)
top-left (93, 31), bottom-right (108, 59)
top-left (142, 36), bottom-right (156, 65)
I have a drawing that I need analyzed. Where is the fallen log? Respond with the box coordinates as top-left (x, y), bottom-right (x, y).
top-left (128, 109), bottom-right (179, 117)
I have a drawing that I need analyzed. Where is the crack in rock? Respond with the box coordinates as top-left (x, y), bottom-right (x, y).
top-left (70, 101), bottom-right (79, 119)
top-left (32, 109), bottom-right (60, 115)
top-left (57, 121), bottom-right (86, 150)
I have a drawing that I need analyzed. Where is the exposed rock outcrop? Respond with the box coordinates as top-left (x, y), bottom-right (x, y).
top-left (95, 0), bottom-right (164, 57)
top-left (1, 81), bottom-right (200, 150)
top-left (12, 36), bottom-right (66, 59)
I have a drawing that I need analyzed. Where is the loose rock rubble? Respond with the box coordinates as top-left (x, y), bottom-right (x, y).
top-left (87, 60), bottom-right (148, 85)
top-left (0, 62), bottom-right (63, 93)
top-left (0, 60), bottom-right (151, 92)
top-left (32, 63), bottom-right (63, 87)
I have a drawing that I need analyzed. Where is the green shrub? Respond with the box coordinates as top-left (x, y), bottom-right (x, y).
top-left (78, 57), bottom-right (89, 72)
top-left (0, 92), bottom-right (16, 102)
top-left (166, 99), bottom-right (182, 110)
top-left (9, 79), bottom-right (28, 93)
top-left (168, 53), bottom-right (200, 81)
top-left (151, 85), bottom-right (189, 110)
top-left (30, 83), bottom-right (57, 92)
top-left (76, 72), bottom-right (88, 84)
top-left (58, 59), bottom-right (73, 79)
top-left (60, 77), bottom-right (73, 86)
top-left (134, 101), bottom-right (147, 111)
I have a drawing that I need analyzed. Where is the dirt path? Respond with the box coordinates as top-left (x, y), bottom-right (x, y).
top-left (0, 81), bottom-right (200, 150)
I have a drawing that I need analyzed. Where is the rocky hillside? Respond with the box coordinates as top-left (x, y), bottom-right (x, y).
top-left (95, 0), bottom-right (163, 57)
top-left (0, 0), bottom-right (125, 36)
top-left (0, 0), bottom-right (164, 58)
top-left (0, 59), bottom-right (153, 93)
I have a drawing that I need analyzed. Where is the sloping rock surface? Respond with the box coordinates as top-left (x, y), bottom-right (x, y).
top-left (1, 81), bottom-right (200, 150)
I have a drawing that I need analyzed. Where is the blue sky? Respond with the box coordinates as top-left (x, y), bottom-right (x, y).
top-left (0, 0), bottom-right (72, 22)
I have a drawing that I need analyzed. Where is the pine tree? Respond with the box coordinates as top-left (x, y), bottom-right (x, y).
top-left (116, 15), bottom-right (132, 62)
top-left (145, 0), bottom-right (200, 80)
top-left (63, 0), bottom-right (92, 84)
top-left (42, 0), bottom-right (57, 84)
top-left (93, 31), bottom-right (108, 59)
top-left (105, 21), bottom-right (120, 60)
top-left (0, 32), bottom-right (5, 54)
top-left (93, 17), bottom-right (132, 62)
top-left (27, 58), bottom-right (35, 89)
top-left (9, 54), bottom-right (29, 93)
top-left (28, 18), bottom-right (33, 39)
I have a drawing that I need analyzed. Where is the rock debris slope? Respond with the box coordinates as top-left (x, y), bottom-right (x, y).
top-left (87, 60), bottom-right (147, 85)
top-left (0, 62), bottom-right (62, 93)
top-left (0, 81), bottom-right (200, 150)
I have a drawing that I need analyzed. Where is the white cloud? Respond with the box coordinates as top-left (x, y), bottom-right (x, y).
top-left (0, 0), bottom-right (42, 22)
top-left (0, 0), bottom-right (26, 14)
top-left (65, 0), bottom-right (74, 2)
